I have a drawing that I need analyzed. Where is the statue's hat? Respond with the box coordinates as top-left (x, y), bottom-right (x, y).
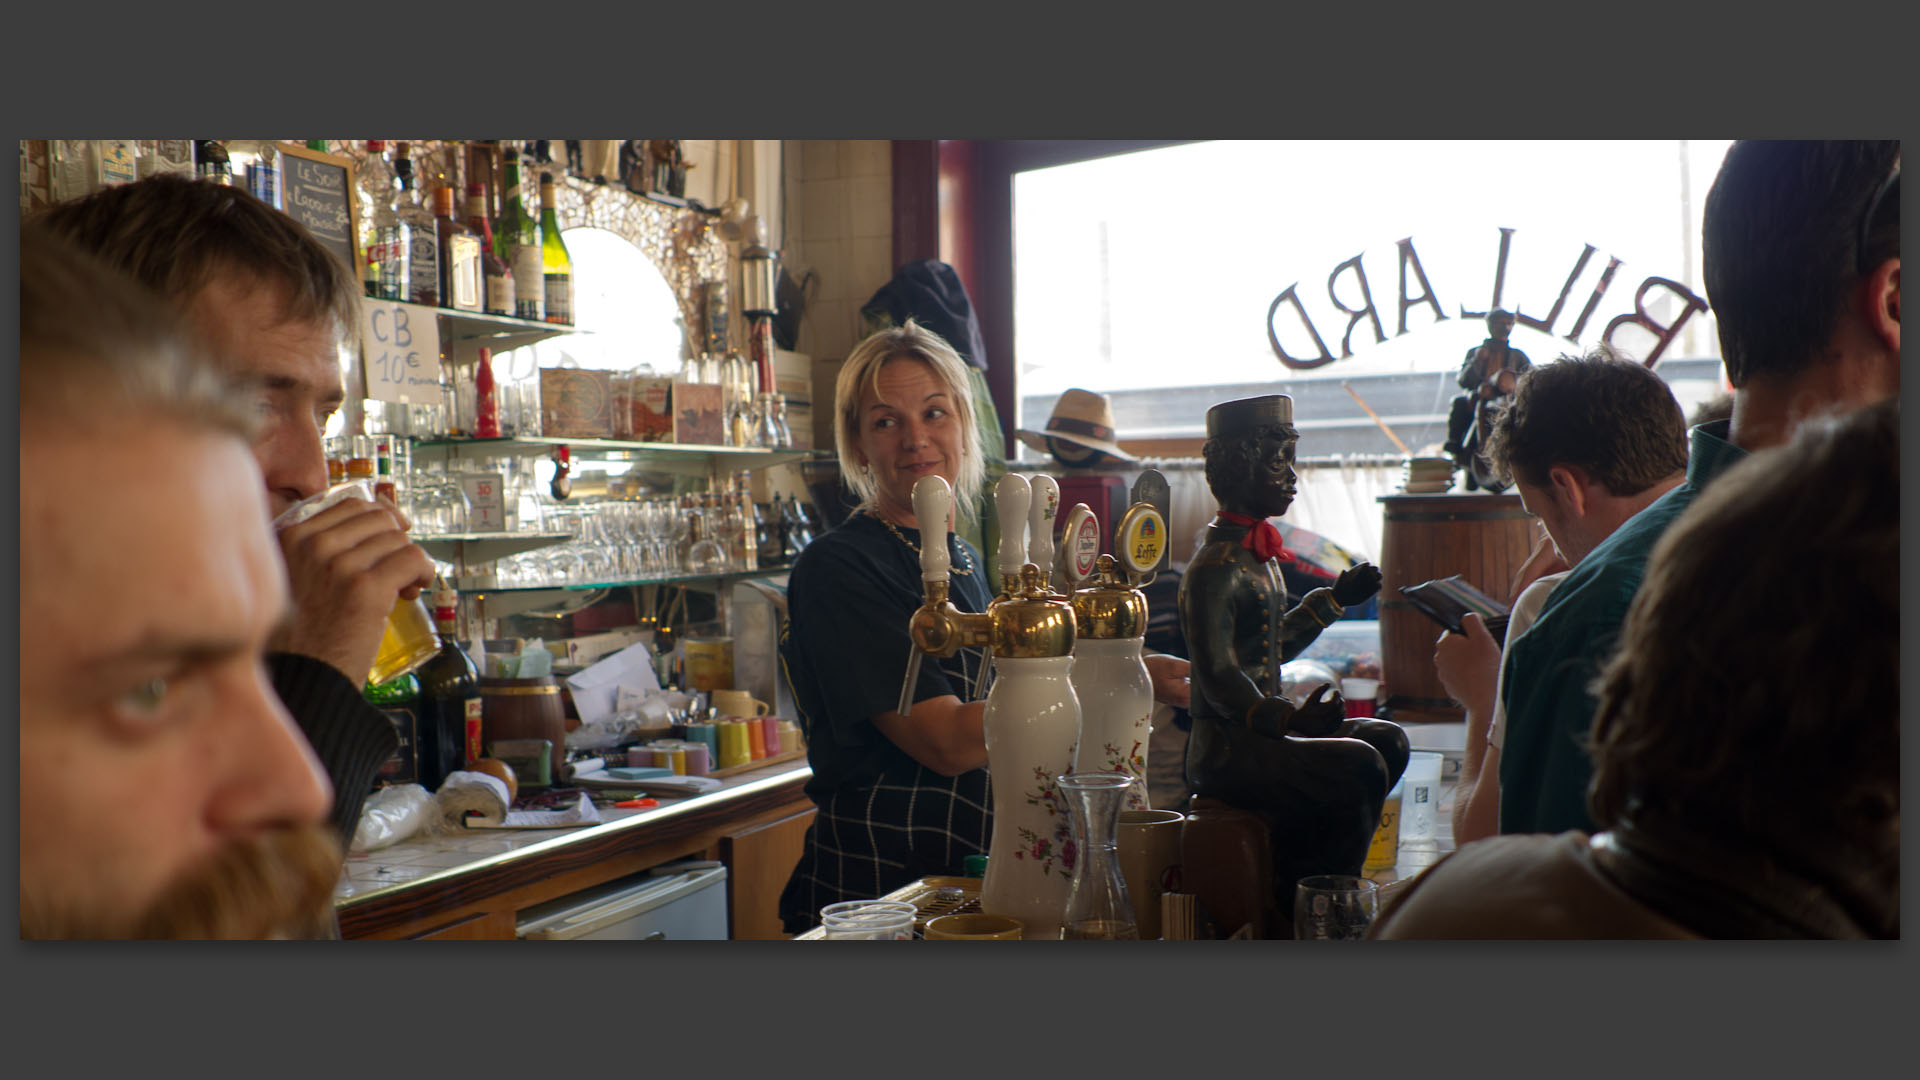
top-left (1204, 395), bottom-right (1294, 440)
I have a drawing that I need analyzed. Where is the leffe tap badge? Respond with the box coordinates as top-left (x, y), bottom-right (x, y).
top-left (1122, 469), bottom-right (1172, 581)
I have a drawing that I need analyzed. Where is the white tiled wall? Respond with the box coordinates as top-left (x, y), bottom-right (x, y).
top-left (782, 139), bottom-right (894, 365)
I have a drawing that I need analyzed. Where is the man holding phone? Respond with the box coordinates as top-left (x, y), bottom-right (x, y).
top-left (1434, 348), bottom-right (1687, 845)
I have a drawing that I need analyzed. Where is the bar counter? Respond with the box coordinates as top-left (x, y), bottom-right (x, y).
top-left (333, 759), bottom-right (814, 940)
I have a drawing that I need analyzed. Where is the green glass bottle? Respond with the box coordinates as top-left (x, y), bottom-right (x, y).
top-left (366, 672), bottom-right (422, 787)
top-left (497, 147), bottom-right (543, 321)
top-left (538, 171), bottom-right (573, 325)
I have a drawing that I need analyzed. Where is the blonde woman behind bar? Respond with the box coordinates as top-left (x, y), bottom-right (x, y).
top-left (776, 321), bottom-right (1188, 933)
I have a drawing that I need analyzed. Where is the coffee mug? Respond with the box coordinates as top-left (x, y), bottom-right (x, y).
top-left (1118, 809), bottom-right (1186, 939)
top-left (712, 689), bottom-right (770, 718)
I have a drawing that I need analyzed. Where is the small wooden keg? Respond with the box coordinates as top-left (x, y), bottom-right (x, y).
top-left (480, 676), bottom-right (568, 759)
top-left (1376, 493), bottom-right (1536, 726)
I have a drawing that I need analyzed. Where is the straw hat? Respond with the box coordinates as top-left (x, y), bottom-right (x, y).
top-left (1016, 388), bottom-right (1136, 462)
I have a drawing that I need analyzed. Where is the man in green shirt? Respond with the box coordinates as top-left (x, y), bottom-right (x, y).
top-left (1496, 140), bottom-right (1901, 836)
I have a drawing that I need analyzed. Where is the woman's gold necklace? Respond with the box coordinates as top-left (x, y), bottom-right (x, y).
top-left (869, 509), bottom-right (975, 575)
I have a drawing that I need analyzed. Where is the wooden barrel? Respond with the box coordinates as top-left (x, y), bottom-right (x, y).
top-left (480, 676), bottom-right (569, 756)
top-left (1376, 493), bottom-right (1536, 727)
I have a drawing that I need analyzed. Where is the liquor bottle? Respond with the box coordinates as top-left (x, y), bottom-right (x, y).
top-left (538, 172), bottom-right (573, 325)
top-left (366, 672), bottom-right (422, 788)
top-left (467, 182), bottom-right (513, 317)
top-left (727, 487), bottom-right (756, 571)
top-left (755, 499), bottom-right (782, 566)
top-left (372, 433), bottom-right (399, 505)
top-left (392, 144), bottom-right (440, 307)
top-left (194, 140), bottom-right (231, 185)
top-left (435, 184), bottom-right (483, 312)
top-left (498, 148), bottom-right (543, 321)
top-left (363, 141), bottom-right (407, 302)
top-left (416, 586), bottom-right (483, 790)
top-left (474, 346), bottom-right (502, 438)
top-left (306, 140), bottom-right (329, 152)
top-left (247, 141), bottom-right (279, 209)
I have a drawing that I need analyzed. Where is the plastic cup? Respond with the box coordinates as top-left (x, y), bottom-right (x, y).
top-left (1364, 779), bottom-right (1404, 872)
top-left (1340, 677), bottom-right (1380, 719)
top-left (1398, 751), bottom-right (1444, 851)
top-left (819, 900), bottom-right (917, 940)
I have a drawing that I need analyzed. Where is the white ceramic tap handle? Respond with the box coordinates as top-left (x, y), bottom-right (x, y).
top-left (1027, 474), bottom-right (1059, 586)
top-left (912, 474), bottom-right (953, 583)
top-left (994, 473), bottom-right (1031, 586)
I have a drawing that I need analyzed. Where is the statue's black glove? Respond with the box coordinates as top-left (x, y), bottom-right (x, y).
top-left (1331, 562), bottom-right (1383, 608)
top-left (1287, 683), bottom-right (1346, 738)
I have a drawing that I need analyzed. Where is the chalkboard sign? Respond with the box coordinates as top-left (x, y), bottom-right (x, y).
top-left (275, 142), bottom-right (360, 282)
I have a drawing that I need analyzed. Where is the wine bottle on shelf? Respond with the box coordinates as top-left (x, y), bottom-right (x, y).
top-left (475, 346), bottom-right (502, 439)
top-left (364, 141), bottom-right (407, 302)
top-left (466, 182), bottom-right (513, 317)
top-left (435, 184), bottom-right (483, 312)
top-left (392, 143), bottom-right (440, 308)
top-left (498, 147), bottom-right (543, 321)
top-left (416, 585), bottom-right (483, 788)
top-left (538, 172), bottom-right (573, 325)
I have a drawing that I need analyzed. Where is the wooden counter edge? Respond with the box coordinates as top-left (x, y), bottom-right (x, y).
top-left (337, 763), bottom-right (813, 940)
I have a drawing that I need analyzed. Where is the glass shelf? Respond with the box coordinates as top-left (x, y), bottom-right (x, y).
top-left (413, 531), bottom-right (575, 564)
top-left (410, 436), bottom-right (811, 476)
top-left (435, 308), bottom-right (580, 350)
top-left (457, 566), bottom-right (791, 619)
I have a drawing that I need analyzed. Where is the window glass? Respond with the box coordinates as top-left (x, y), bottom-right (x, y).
top-left (1014, 140), bottom-right (1734, 458)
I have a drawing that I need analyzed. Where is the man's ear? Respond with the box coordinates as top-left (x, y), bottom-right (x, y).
top-left (1547, 464), bottom-right (1591, 518)
top-left (1865, 258), bottom-right (1899, 354)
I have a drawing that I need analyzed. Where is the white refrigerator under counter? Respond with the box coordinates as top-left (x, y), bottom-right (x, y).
top-left (515, 861), bottom-right (730, 941)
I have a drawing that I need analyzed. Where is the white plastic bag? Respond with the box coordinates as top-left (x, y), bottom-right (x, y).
top-left (349, 783), bottom-right (435, 853)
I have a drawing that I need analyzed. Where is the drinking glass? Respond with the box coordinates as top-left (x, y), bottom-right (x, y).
top-left (819, 901), bottom-right (917, 940)
top-left (1293, 875), bottom-right (1379, 940)
top-left (274, 481), bottom-right (439, 686)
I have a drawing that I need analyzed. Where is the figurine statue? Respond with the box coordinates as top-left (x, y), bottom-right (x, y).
top-left (1444, 308), bottom-right (1531, 491)
top-left (1178, 394), bottom-right (1410, 936)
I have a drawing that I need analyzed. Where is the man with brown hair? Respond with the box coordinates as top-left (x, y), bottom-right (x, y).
top-left (35, 174), bottom-right (437, 844)
top-left (1373, 399), bottom-right (1897, 938)
top-left (1490, 139), bottom-right (1899, 838)
top-left (20, 227), bottom-right (343, 938)
top-left (1432, 348), bottom-right (1688, 845)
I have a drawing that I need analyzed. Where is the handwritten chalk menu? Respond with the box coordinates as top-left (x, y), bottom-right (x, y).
top-left (275, 143), bottom-right (359, 279)
top-left (361, 298), bottom-right (443, 404)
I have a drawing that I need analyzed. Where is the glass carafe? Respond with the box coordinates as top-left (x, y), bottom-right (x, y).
top-left (1057, 772), bottom-right (1140, 940)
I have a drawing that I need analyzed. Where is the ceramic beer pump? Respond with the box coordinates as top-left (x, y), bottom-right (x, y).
top-left (1026, 473), bottom-right (1062, 595)
top-left (1177, 394), bottom-right (1410, 938)
top-left (1058, 477), bottom-right (1168, 811)
top-left (905, 474), bottom-right (1082, 938)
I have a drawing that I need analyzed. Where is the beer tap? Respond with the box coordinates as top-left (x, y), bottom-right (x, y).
top-left (978, 471), bottom-right (1082, 938)
top-left (900, 472), bottom-right (1083, 936)
top-left (1025, 473), bottom-right (1062, 597)
top-left (898, 475), bottom-right (992, 717)
top-left (1059, 470), bottom-right (1172, 808)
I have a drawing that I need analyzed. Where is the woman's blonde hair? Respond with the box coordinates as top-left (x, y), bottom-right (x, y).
top-left (834, 319), bottom-right (985, 524)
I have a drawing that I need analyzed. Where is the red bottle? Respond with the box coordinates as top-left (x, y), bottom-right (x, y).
top-left (475, 346), bottom-right (502, 438)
